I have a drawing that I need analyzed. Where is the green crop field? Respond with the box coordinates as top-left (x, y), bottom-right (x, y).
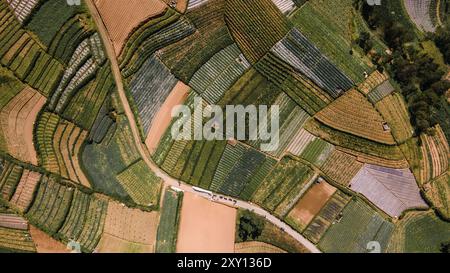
top-left (82, 115), bottom-right (139, 202)
top-left (290, 0), bottom-right (371, 83)
top-left (156, 189), bottom-right (183, 253)
top-left (26, 0), bottom-right (86, 47)
top-left (390, 211), bottom-right (450, 253)
top-left (318, 198), bottom-right (394, 253)
top-left (116, 160), bottom-right (162, 207)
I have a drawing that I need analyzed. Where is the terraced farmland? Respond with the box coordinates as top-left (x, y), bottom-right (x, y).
top-left (26, 176), bottom-right (74, 234)
top-left (389, 211), bottom-right (450, 253)
top-left (49, 34), bottom-right (106, 115)
top-left (94, 0), bottom-right (167, 55)
top-left (82, 115), bottom-right (140, 200)
top-left (25, 0), bottom-right (85, 46)
top-left (225, 0), bottom-right (291, 64)
top-left (404, 0), bottom-right (438, 33)
top-left (0, 3), bottom-right (64, 96)
top-left (97, 201), bottom-right (158, 253)
top-left (375, 93), bottom-right (414, 143)
top-left (424, 173), bottom-right (450, 220)
top-left (304, 118), bottom-right (404, 162)
top-left (9, 169), bottom-right (41, 212)
top-left (121, 8), bottom-right (196, 79)
top-left (315, 89), bottom-right (396, 145)
top-left (36, 113), bottom-right (90, 185)
top-left (0, 161), bottom-right (23, 201)
top-left (6, 0), bottom-right (39, 23)
top-left (367, 80), bottom-right (395, 104)
top-left (290, 0), bottom-right (371, 83)
top-left (418, 125), bottom-right (449, 182)
top-left (0, 226), bottom-right (35, 253)
top-left (0, 87), bottom-right (46, 165)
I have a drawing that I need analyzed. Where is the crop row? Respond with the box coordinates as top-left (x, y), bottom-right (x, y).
top-left (315, 89), bottom-right (396, 145)
top-left (367, 80), bottom-right (395, 104)
top-left (375, 93), bottom-right (414, 143)
top-left (255, 52), bottom-right (331, 115)
top-left (160, 0), bottom-right (234, 83)
top-left (300, 138), bottom-right (335, 167)
top-left (225, 0), bottom-right (291, 64)
top-left (120, 11), bottom-right (196, 78)
top-left (48, 14), bottom-right (94, 65)
top-left (0, 226), bottom-right (35, 252)
top-left (63, 64), bottom-right (115, 130)
top-left (129, 55), bottom-right (178, 135)
top-left (0, 161), bottom-right (23, 201)
top-left (6, 0), bottom-right (39, 23)
top-left (272, 28), bottom-right (354, 98)
top-left (27, 176), bottom-right (74, 234)
top-left (116, 160), bottom-right (162, 207)
top-left (0, 3), bottom-right (63, 96)
top-left (252, 157), bottom-right (313, 212)
top-left (320, 150), bottom-right (363, 186)
top-left (290, 1), bottom-right (371, 83)
top-left (210, 143), bottom-right (247, 192)
top-left (156, 189), bottom-right (182, 253)
top-left (189, 43), bottom-right (250, 104)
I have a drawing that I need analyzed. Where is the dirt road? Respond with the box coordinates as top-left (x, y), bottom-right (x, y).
top-left (85, 0), bottom-right (321, 254)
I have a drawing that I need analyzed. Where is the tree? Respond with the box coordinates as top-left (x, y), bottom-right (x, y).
top-left (238, 211), bottom-right (265, 242)
top-left (440, 242), bottom-right (450, 253)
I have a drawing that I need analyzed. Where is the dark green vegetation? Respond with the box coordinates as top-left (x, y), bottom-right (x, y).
top-left (82, 116), bottom-right (138, 201)
top-left (156, 189), bottom-right (183, 253)
top-left (236, 210), bottom-right (308, 253)
top-left (26, 0), bottom-right (87, 46)
top-left (359, 0), bottom-right (450, 141)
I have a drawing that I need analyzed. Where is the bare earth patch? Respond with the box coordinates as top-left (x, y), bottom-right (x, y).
top-left (96, 201), bottom-right (159, 253)
top-left (94, 0), bottom-right (167, 56)
top-left (145, 81), bottom-right (190, 154)
top-left (29, 225), bottom-right (70, 253)
top-left (287, 181), bottom-right (336, 228)
top-left (176, 192), bottom-right (236, 253)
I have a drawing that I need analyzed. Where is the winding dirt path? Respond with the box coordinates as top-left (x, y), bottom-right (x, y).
top-left (85, 0), bottom-right (321, 253)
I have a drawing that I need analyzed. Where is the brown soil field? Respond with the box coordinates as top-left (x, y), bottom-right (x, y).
top-left (94, 0), bottom-right (167, 55)
top-left (101, 201), bottom-right (159, 250)
top-left (29, 225), bottom-right (70, 253)
top-left (9, 170), bottom-right (41, 212)
top-left (0, 87), bottom-right (46, 165)
top-left (234, 241), bottom-right (286, 253)
top-left (176, 192), bottom-right (237, 253)
top-left (287, 181), bottom-right (336, 228)
top-left (95, 233), bottom-right (154, 253)
top-left (145, 81), bottom-right (190, 154)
